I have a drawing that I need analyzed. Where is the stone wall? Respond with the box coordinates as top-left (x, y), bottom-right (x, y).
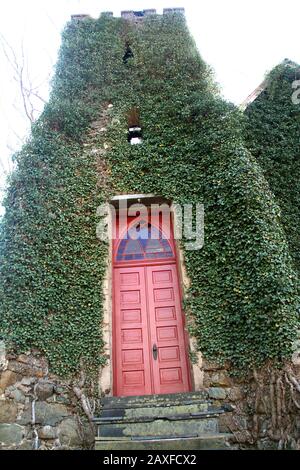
top-left (0, 342), bottom-right (94, 450)
top-left (2, 338), bottom-right (300, 450)
top-left (202, 359), bottom-right (300, 450)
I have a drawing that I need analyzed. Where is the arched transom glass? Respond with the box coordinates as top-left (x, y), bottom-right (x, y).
top-left (116, 220), bottom-right (174, 262)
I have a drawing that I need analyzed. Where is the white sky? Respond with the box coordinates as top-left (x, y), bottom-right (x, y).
top-left (1, 0), bottom-right (300, 214)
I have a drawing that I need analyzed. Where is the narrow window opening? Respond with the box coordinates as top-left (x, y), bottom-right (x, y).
top-left (127, 107), bottom-right (142, 144)
top-left (133, 11), bottom-right (144, 17)
top-left (123, 42), bottom-right (134, 64)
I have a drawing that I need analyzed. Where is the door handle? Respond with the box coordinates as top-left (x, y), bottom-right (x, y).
top-left (152, 344), bottom-right (158, 360)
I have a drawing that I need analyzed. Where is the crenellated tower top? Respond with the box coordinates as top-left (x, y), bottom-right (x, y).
top-left (71, 8), bottom-right (185, 22)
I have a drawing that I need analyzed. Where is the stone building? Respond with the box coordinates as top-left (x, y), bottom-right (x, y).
top-left (0, 9), bottom-right (300, 450)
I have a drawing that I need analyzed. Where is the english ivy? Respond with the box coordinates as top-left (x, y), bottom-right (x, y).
top-left (0, 14), bottom-right (298, 376)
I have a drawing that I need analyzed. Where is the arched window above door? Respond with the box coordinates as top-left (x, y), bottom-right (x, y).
top-left (116, 220), bottom-right (174, 262)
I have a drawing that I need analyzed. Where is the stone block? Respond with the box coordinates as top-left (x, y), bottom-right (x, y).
top-left (38, 425), bottom-right (57, 440)
top-left (8, 388), bottom-right (26, 403)
top-left (35, 381), bottom-right (55, 401)
top-left (8, 361), bottom-right (44, 377)
top-left (227, 386), bottom-right (244, 401)
top-left (121, 11), bottom-right (134, 19)
top-left (208, 387), bottom-right (227, 400)
top-left (163, 8), bottom-right (185, 15)
top-left (219, 413), bottom-right (248, 433)
top-left (18, 354), bottom-right (48, 370)
top-left (55, 385), bottom-right (67, 395)
top-left (173, 8), bottom-right (185, 15)
top-left (0, 401), bottom-right (18, 423)
top-left (0, 423), bottom-right (24, 446)
top-left (17, 439), bottom-right (33, 450)
top-left (143, 9), bottom-right (156, 16)
top-left (257, 438), bottom-right (278, 450)
top-left (58, 417), bottom-right (82, 448)
top-left (55, 395), bottom-right (71, 405)
top-left (19, 402), bottom-right (69, 426)
top-left (0, 370), bottom-right (20, 392)
top-left (21, 377), bottom-right (36, 386)
top-left (205, 371), bottom-right (231, 388)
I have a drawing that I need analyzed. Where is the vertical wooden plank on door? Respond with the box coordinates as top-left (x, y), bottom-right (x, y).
top-left (113, 266), bottom-right (152, 396)
top-left (146, 264), bottom-right (191, 394)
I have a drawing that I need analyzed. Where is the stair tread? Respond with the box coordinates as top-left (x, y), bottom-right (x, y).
top-left (95, 433), bottom-right (233, 450)
top-left (102, 400), bottom-right (211, 411)
top-left (100, 403), bottom-right (209, 418)
top-left (96, 433), bottom-right (232, 442)
top-left (101, 391), bottom-right (208, 406)
top-left (93, 409), bottom-right (224, 424)
top-left (101, 392), bottom-right (209, 409)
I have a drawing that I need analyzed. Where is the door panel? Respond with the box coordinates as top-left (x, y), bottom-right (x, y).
top-left (146, 265), bottom-right (191, 394)
top-left (114, 267), bottom-right (152, 396)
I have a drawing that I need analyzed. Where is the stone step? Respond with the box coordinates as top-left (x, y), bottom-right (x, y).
top-left (95, 408), bottom-right (224, 425)
top-left (99, 401), bottom-right (211, 420)
top-left (94, 392), bottom-right (232, 450)
top-left (95, 433), bottom-right (232, 450)
top-left (101, 391), bottom-right (209, 410)
top-left (98, 415), bottom-right (219, 438)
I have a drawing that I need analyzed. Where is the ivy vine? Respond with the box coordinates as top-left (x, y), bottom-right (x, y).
top-left (0, 14), bottom-right (298, 376)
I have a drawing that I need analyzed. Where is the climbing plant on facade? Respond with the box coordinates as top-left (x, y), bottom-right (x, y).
top-left (0, 13), bottom-right (298, 376)
top-left (244, 61), bottom-right (300, 275)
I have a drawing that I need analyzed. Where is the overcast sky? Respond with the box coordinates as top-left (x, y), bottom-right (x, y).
top-left (1, 0), bottom-right (300, 214)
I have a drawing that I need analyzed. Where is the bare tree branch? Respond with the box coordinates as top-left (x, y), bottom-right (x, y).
top-left (0, 34), bottom-right (47, 124)
top-left (0, 32), bottom-right (51, 188)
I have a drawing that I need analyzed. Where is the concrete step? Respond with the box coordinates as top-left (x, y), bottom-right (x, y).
top-left (95, 433), bottom-right (232, 450)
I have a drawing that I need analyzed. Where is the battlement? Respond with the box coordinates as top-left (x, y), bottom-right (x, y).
top-left (71, 8), bottom-right (185, 21)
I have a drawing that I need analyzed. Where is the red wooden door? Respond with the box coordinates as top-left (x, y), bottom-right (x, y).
top-left (146, 264), bottom-right (191, 395)
top-left (114, 266), bottom-right (152, 396)
top-left (113, 215), bottom-right (191, 396)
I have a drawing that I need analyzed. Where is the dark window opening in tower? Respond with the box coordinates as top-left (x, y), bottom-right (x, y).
top-left (133, 11), bottom-right (144, 17)
top-left (128, 127), bottom-right (142, 145)
top-left (123, 43), bottom-right (134, 64)
top-left (127, 107), bottom-right (142, 144)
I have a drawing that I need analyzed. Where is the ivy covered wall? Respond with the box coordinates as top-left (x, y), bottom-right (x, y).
top-left (0, 13), bottom-right (298, 378)
top-left (244, 62), bottom-right (300, 274)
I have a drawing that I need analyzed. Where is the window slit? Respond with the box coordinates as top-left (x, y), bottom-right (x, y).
top-left (127, 107), bottom-right (142, 144)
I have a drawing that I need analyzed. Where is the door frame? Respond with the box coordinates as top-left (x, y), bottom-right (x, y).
top-left (111, 206), bottom-right (193, 396)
